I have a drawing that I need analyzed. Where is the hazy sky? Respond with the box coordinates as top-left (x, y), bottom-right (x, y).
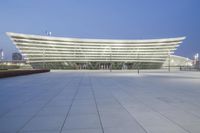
top-left (0, 0), bottom-right (200, 59)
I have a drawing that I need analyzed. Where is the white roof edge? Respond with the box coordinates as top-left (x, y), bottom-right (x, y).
top-left (171, 55), bottom-right (192, 61)
top-left (6, 32), bottom-right (186, 43)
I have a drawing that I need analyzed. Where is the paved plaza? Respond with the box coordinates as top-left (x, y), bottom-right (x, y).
top-left (0, 70), bottom-right (200, 133)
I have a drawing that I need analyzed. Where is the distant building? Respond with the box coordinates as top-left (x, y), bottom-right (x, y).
top-left (0, 49), bottom-right (3, 61)
top-left (12, 52), bottom-right (22, 60)
top-left (193, 53), bottom-right (199, 68)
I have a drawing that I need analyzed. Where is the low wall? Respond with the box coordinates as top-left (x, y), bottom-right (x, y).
top-left (0, 69), bottom-right (50, 78)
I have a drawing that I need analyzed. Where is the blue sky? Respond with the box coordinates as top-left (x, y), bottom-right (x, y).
top-left (0, 0), bottom-right (200, 59)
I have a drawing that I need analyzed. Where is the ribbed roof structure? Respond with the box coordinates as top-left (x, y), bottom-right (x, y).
top-left (7, 32), bottom-right (185, 69)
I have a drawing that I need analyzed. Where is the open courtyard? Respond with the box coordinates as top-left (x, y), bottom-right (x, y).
top-left (0, 70), bottom-right (200, 133)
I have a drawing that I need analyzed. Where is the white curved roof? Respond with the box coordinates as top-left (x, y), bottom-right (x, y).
top-left (7, 32), bottom-right (186, 64)
top-left (163, 55), bottom-right (192, 67)
top-left (7, 32), bottom-right (185, 43)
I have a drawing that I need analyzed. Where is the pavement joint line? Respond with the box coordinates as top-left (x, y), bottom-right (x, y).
top-left (142, 78), bottom-right (200, 120)
top-left (0, 77), bottom-right (54, 118)
top-left (95, 76), bottom-right (148, 133)
top-left (89, 74), bottom-right (105, 133)
top-left (146, 79), bottom-right (200, 120)
top-left (59, 75), bottom-right (83, 133)
top-left (124, 80), bottom-right (195, 133)
top-left (111, 92), bottom-right (149, 133)
top-left (16, 78), bottom-right (78, 133)
top-left (135, 98), bottom-right (192, 133)
top-left (112, 77), bottom-right (192, 133)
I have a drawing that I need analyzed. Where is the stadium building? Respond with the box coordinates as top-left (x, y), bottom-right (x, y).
top-left (7, 32), bottom-right (186, 69)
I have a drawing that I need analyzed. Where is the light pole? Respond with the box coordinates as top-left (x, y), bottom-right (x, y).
top-left (136, 49), bottom-right (140, 74)
top-left (110, 50), bottom-right (112, 72)
top-left (43, 31), bottom-right (51, 69)
top-left (168, 50), bottom-right (170, 72)
top-left (43, 49), bottom-right (45, 69)
top-left (186, 58), bottom-right (189, 70)
top-left (0, 49), bottom-right (3, 70)
top-left (137, 54), bottom-right (140, 74)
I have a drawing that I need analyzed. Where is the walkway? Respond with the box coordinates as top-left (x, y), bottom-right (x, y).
top-left (0, 71), bottom-right (200, 133)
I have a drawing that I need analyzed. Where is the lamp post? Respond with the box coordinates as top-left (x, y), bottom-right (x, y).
top-left (110, 49), bottom-right (112, 72)
top-left (137, 53), bottom-right (140, 74)
top-left (186, 58), bottom-right (189, 70)
top-left (43, 31), bottom-right (51, 69)
top-left (43, 49), bottom-right (45, 69)
top-left (137, 55), bottom-right (140, 74)
top-left (0, 49), bottom-right (3, 70)
top-left (168, 50), bottom-right (170, 72)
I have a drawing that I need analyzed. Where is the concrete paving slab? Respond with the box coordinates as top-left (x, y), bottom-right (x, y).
top-left (0, 71), bottom-right (200, 133)
top-left (62, 128), bottom-right (102, 133)
top-left (63, 114), bottom-right (101, 129)
top-left (21, 115), bottom-right (65, 132)
top-left (69, 105), bottom-right (97, 115)
top-left (37, 106), bottom-right (69, 116)
top-left (0, 116), bottom-right (30, 132)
